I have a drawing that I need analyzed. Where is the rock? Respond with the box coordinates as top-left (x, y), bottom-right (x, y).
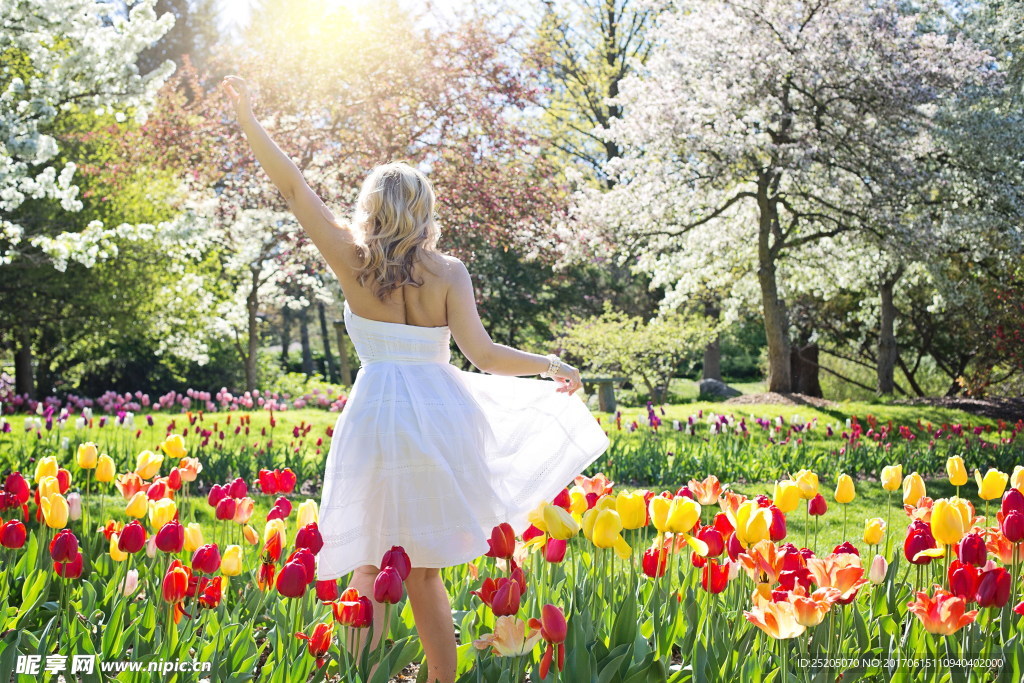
top-left (698, 378), bottom-right (742, 401)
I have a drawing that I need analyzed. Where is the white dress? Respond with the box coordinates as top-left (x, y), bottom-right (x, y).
top-left (315, 300), bottom-right (611, 581)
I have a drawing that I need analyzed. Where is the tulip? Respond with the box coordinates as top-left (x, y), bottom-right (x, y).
top-left (162, 559), bottom-right (191, 603)
top-left (543, 503), bottom-right (581, 540)
top-left (374, 565), bottom-right (404, 604)
top-left (863, 518), bottom-right (885, 546)
top-left (277, 560), bottom-right (309, 598)
top-left (808, 494), bottom-right (827, 516)
top-left (976, 568), bottom-right (1011, 608)
top-left (957, 533), bottom-right (987, 566)
top-left (40, 493), bottom-right (69, 529)
top-left (118, 520), bottom-right (147, 554)
top-left (50, 529), bottom-right (79, 562)
top-left (380, 545), bottom-right (411, 581)
top-left (913, 589), bottom-right (974, 634)
top-left (834, 474), bottom-right (856, 505)
top-left (0, 520), bottom-right (27, 549)
top-left (615, 492), bottom-right (647, 529)
top-left (881, 464), bottom-right (903, 492)
top-left (297, 500), bottom-right (319, 527)
top-left (868, 555), bottom-right (888, 584)
top-left (903, 472), bottom-right (927, 507)
top-left (95, 454), bottom-right (116, 483)
top-left (947, 456), bottom-right (968, 487)
top-left (34, 456), bottom-right (58, 483)
top-left (773, 480), bottom-right (801, 514)
top-left (192, 544), bottom-right (221, 574)
top-left (485, 523), bottom-right (516, 559)
top-left (975, 468), bottom-right (1008, 501)
top-left (155, 520), bottom-right (185, 553)
top-left (183, 522), bottom-right (204, 552)
top-left (217, 544), bottom-right (242, 576)
top-left (793, 469), bottom-right (819, 499)
top-left (932, 499), bottom-right (967, 547)
top-left (76, 442), bottom-right (98, 469)
top-left (125, 491), bottom-right (148, 518)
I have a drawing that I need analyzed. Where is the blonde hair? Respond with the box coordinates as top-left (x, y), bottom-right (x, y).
top-left (351, 162), bottom-right (441, 302)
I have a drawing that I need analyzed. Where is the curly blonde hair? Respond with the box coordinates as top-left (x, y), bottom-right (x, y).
top-left (351, 162), bottom-right (441, 302)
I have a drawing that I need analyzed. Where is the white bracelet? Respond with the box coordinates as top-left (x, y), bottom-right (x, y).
top-left (540, 353), bottom-right (561, 378)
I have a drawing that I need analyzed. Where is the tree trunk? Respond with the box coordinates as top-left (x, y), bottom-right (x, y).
top-left (14, 327), bottom-right (34, 398)
top-left (790, 343), bottom-right (823, 397)
top-left (877, 272), bottom-right (902, 396)
top-left (245, 270), bottom-right (260, 392)
top-left (299, 307), bottom-right (314, 376)
top-left (702, 299), bottom-right (722, 380)
top-left (280, 306), bottom-right (292, 369)
top-left (317, 301), bottom-right (336, 382)
top-left (756, 181), bottom-right (792, 393)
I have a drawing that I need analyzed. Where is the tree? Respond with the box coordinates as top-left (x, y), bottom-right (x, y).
top-left (573, 0), bottom-right (997, 393)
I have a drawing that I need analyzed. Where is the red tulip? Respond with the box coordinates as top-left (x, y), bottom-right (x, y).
top-left (1001, 511), bottom-right (1024, 543)
top-left (808, 494), bottom-right (828, 516)
top-left (295, 523), bottom-right (324, 555)
top-left (276, 560), bottom-right (309, 598)
top-left (155, 520), bottom-right (185, 553)
top-left (278, 468), bottom-right (297, 493)
top-left (0, 520), bottom-right (27, 549)
top-left (316, 579), bottom-right (339, 602)
top-left (162, 559), bottom-right (190, 602)
top-left (485, 522), bottom-right (516, 559)
top-left (542, 538), bottom-right (566, 563)
top-left (49, 529), bottom-right (79, 562)
top-left (373, 566), bottom-right (404, 604)
top-left (701, 559), bottom-right (729, 594)
top-left (117, 521), bottom-right (147, 554)
top-left (957, 533), bottom-right (987, 567)
top-left (192, 544), bottom-right (222, 574)
top-left (976, 568), bottom-right (1011, 608)
top-left (380, 545), bottom-right (411, 581)
top-left (54, 551), bottom-right (83, 578)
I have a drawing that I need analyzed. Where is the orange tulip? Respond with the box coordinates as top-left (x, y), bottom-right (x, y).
top-left (907, 588), bottom-right (979, 635)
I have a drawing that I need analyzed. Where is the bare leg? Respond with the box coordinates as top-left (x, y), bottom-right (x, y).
top-left (406, 567), bottom-right (457, 683)
top-left (342, 564), bottom-right (388, 679)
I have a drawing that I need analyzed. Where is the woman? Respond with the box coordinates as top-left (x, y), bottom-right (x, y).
top-left (222, 75), bottom-right (609, 683)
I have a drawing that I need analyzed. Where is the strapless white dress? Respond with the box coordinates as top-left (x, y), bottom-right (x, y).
top-left (315, 300), bottom-right (610, 581)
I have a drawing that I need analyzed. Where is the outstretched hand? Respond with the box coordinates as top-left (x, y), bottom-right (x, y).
top-left (221, 75), bottom-right (254, 121)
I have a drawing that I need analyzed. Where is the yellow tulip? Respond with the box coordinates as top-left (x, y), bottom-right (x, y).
top-left (615, 492), bottom-right (647, 530)
top-left (297, 500), bottom-right (319, 527)
top-left (184, 522), bottom-right (205, 552)
top-left (903, 472), bottom-right (926, 507)
top-left (38, 475), bottom-right (60, 500)
top-left (773, 480), bottom-right (801, 514)
top-left (543, 503), bottom-right (581, 540)
top-left (135, 450), bottom-right (164, 480)
top-left (975, 468), bottom-right (1008, 501)
top-left (834, 474), bottom-right (856, 505)
top-left (263, 519), bottom-right (286, 548)
top-left (1012, 465), bottom-right (1024, 493)
top-left (40, 493), bottom-right (69, 529)
top-left (666, 497), bottom-right (701, 534)
top-left (148, 498), bottom-right (177, 530)
top-left (734, 500), bottom-right (772, 548)
top-left (221, 545), bottom-right (243, 576)
top-left (95, 454), bottom-right (116, 483)
top-left (931, 498), bottom-right (967, 546)
top-left (109, 533), bottom-right (128, 562)
top-left (881, 465), bottom-right (903, 492)
top-left (946, 456), bottom-right (968, 487)
top-left (77, 442), bottom-right (98, 469)
top-left (160, 434), bottom-right (188, 460)
top-left (34, 455), bottom-right (58, 483)
top-left (793, 469), bottom-right (819, 500)
top-left (863, 518), bottom-right (886, 546)
top-left (125, 491), bottom-right (148, 518)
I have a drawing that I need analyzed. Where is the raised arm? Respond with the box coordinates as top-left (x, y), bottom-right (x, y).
top-left (221, 76), bottom-right (355, 278)
top-left (446, 258), bottom-right (582, 394)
